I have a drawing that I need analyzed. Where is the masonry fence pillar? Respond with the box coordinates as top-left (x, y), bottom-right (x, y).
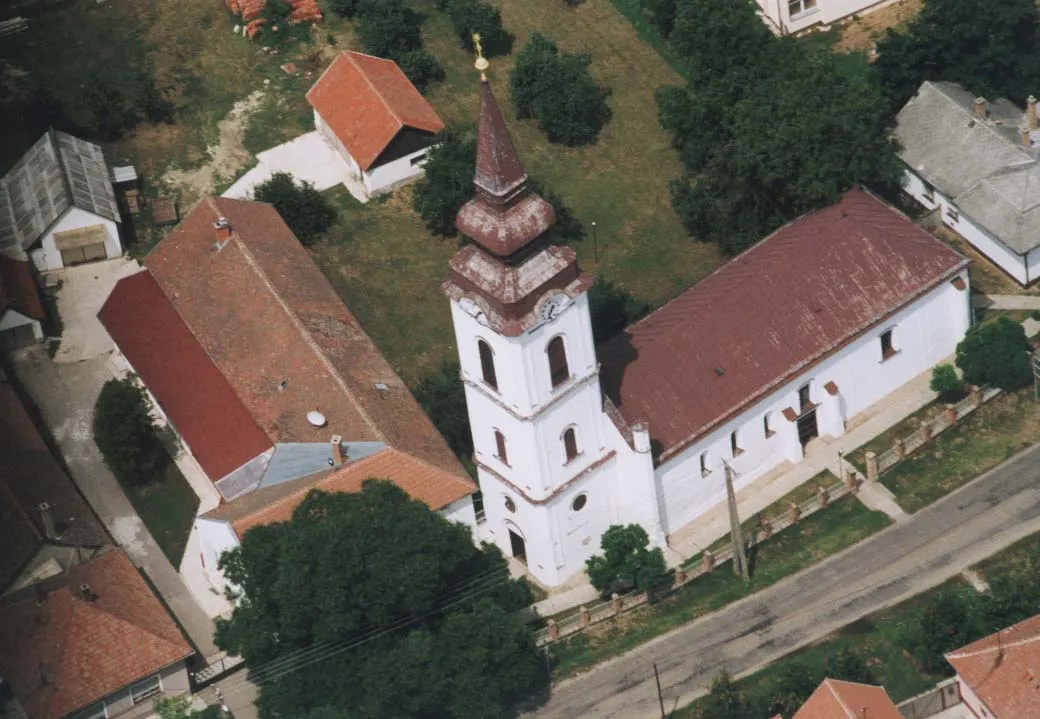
top-left (579, 605), bottom-right (589, 628)
top-left (702, 549), bottom-right (714, 573)
top-left (610, 593), bottom-right (621, 616)
top-left (547, 619), bottom-right (558, 641)
top-left (865, 451), bottom-right (879, 482)
top-left (946, 406), bottom-right (958, 424)
top-left (844, 469), bottom-right (858, 493)
top-left (787, 502), bottom-right (801, 524)
top-left (816, 485), bottom-right (829, 508)
top-left (673, 567), bottom-right (686, 589)
top-left (920, 421), bottom-right (933, 442)
top-left (893, 438), bottom-right (905, 460)
top-left (758, 516), bottom-right (773, 542)
top-left (971, 385), bottom-right (982, 408)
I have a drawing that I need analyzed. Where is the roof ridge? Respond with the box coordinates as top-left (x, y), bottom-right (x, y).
top-left (349, 51), bottom-right (405, 132)
top-left (932, 82), bottom-right (1033, 159)
top-left (823, 679), bottom-right (858, 719)
top-left (220, 208), bottom-right (388, 445)
top-left (948, 630), bottom-right (1040, 659)
top-left (70, 590), bottom-right (189, 659)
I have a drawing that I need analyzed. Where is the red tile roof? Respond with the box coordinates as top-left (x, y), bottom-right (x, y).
top-left (600, 187), bottom-right (969, 461)
top-left (98, 270), bottom-right (272, 481)
top-left (307, 51), bottom-right (444, 171)
top-left (0, 549), bottom-right (192, 719)
top-left (946, 613), bottom-right (1040, 718)
top-left (145, 197), bottom-right (466, 477)
top-left (207, 447), bottom-right (475, 537)
top-left (793, 679), bottom-right (903, 719)
top-left (0, 255), bottom-right (44, 320)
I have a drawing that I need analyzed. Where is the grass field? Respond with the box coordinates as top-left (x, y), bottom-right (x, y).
top-left (123, 460), bottom-right (200, 566)
top-left (550, 496), bottom-right (890, 677)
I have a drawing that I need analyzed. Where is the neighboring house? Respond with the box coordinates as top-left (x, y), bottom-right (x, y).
top-left (196, 446), bottom-right (479, 592)
top-left (307, 51), bottom-right (444, 201)
top-left (946, 613), bottom-right (1040, 718)
top-left (445, 77), bottom-right (972, 587)
top-left (98, 196), bottom-right (476, 596)
top-left (0, 549), bottom-right (193, 719)
top-left (0, 130), bottom-right (122, 271)
top-left (0, 254), bottom-right (44, 351)
top-left (0, 373), bottom-right (109, 594)
top-left (785, 678), bottom-right (903, 718)
top-left (756, 0), bottom-right (896, 36)
top-left (895, 81), bottom-right (1040, 286)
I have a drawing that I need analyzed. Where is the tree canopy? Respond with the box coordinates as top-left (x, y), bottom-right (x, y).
top-left (659, 0), bottom-right (901, 254)
top-left (509, 33), bottom-right (612, 147)
top-left (440, 0), bottom-right (512, 57)
top-left (215, 482), bottom-right (542, 719)
top-left (93, 378), bottom-right (167, 486)
top-left (356, 0), bottom-right (443, 89)
top-left (252, 172), bottom-right (337, 246)
top-left (415, 361), bottom-right (473, 461)
top-left (955, 316), bottom-right (1032, 391)
top-left (585, 524), bottom-right (667, 596)
top-left (874, 0), bottom-right (1040, 111)
top-left (413, 125), bottom-right (478, 237)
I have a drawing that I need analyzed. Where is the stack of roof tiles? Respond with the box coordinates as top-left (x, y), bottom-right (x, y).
top-left (225, 0), bottom-right (321, 38)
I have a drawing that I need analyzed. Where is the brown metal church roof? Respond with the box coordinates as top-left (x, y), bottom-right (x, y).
top-left (599, 187), bottom-right (969, 461)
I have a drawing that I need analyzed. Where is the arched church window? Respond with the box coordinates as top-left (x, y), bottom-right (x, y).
top-left (563, 427), bottom-right (579, 462)
top-left (547, 336), bottom-right (570, 388)
top-left (478, 339), bottom-right (498, 391)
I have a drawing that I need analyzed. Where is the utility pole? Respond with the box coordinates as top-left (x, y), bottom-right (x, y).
top-left (725, 463), bottom-right (749, 581)
top-left (591, 221), bottom-right (599, 262)
top-left (653, 662), bottom-right (666, 719)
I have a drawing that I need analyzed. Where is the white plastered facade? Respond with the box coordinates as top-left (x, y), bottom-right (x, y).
top-left (29, 206), bottom-right (122, 272)
top-left (756, 0), bottom-right (896, 35)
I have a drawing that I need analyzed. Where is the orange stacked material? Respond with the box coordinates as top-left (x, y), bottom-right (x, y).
top-left (244, 17), bottom-right (266, 37)
top-left (288, 0), bottom-right (322, 23)
top-left (239, 0), bottom-right (265, 22)
top-left (225, 0), bottom-right (241, 13)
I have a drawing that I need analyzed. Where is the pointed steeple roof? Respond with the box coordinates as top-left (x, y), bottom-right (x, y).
top-left (473, 80), bottom-right (527, 197)
top-left (456, 79), bottom-right (555, 258)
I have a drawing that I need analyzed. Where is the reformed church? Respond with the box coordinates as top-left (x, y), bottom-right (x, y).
top-left (445, 75), bottom-right (973, 588)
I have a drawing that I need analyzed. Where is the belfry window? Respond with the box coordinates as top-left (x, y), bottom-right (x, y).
top-left (547, 336), bottom-right (570, 388)
top-left (563, 427), bottom-right (579, 462)
top-left (495, 429), bottom-right (508, 464)
top-left (478, 340), bottom-right (498, 390)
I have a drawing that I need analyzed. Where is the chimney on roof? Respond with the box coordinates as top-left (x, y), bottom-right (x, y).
top-left (78, 583), bottom-right (97, 602)
top-left (1029, 95), bottom-right (1039, 130)
top-left (330, 434), bottom-right (344, 466)
top-left (213, 216), bottom-right (232, 245)
top-left (974, 97), bottom-right (988, 119)
top-left (631, 422), bottom-right (651, 454)
top-left (37, 501), bottom-right (57, 540)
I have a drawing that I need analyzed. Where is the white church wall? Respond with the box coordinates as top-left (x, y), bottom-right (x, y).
top-left (36, 207), bottom-right (120, 271)
top-left (656, 272), bottom-right (970, 536)
top-left (439, 495), bottom-right (478, 528)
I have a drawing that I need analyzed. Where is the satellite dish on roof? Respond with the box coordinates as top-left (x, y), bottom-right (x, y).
top-left (307, 410), bottom-right (327, 428)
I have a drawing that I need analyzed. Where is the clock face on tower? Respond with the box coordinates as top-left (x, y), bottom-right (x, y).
top-left (538, 295), bottom-right (567, 323)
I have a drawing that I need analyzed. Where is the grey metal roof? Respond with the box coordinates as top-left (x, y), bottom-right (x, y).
top-left (214, 448), bottom-right (273, 501)
top-left (895, 81), bottom-right (1040, 254)
top-left (0, 130), bottom-right (120, 255)
top-left (258, 440), bottom-right (386, 489)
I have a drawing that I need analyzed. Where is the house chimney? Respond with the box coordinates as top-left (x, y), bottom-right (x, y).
top-left (37, 501), bottom-right (57, 540)
top-left (330, 434), bottom-right (344, 466)
top-left (79, 583), bottom-right (97, 601)
top-left (213, 216), bottom-right (232, 244)
top-left (974, 97), bottom-right (988, 119)
top-left (1029, 95), bottom-right (1038, 130)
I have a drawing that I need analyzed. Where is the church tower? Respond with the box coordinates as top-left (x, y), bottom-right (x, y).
top-left (443, 59), bottom-right (663, 587)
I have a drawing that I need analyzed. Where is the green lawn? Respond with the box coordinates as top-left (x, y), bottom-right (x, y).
top-left (123, 460), bottom-right (200, 566)
top-left (550, 496), bottom-right (891, 677)
top-left (880, 389), bottom-right (1038, 512)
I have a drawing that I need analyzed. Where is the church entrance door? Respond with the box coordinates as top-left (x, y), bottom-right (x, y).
top-left (797, 409), bottom-right (819, 447)
top-left (508, 529), bottom-right (527, 564)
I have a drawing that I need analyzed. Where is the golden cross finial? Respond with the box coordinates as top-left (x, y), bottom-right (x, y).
top-left (472, 32), bottom-right (489, 80)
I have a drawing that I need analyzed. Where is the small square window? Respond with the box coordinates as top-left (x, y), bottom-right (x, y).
top-left (410, 152), bottom-right (428, 167)
top-left (880, 329), bottom-right (896, 360)
top-left (130, 675), bottom-right (161, 704)
top-left (787, 0), bottom-right (816, 16)
top-left (730, 431), bottom-right (743, 457)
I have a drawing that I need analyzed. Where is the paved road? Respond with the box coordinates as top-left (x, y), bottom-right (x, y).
top-left (531, 442), bottom-right (1040, 718)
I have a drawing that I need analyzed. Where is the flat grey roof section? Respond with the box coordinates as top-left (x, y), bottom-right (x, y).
top-left (259, 440), bottom-right (386, 489)
top-left (0, 130), bottom-right (120, 256)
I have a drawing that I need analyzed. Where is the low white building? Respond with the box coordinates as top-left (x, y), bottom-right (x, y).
top-left (0, 130), bottom-right (122, 271)
top-left (756, 0), bottom-right (899, 35)
top-left (307, 51), bottom-right (444, 202)
top-left (0, 255), bottom-right (44, 351)
top-left (446, 78), bottom-right (972, 588)
top-left (896, 81), bottom-right (1040, 286)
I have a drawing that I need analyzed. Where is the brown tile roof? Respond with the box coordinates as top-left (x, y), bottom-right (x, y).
top-left (0, 255), bottom-right (44, 320)
top-left (306, 51), bottom-right (444, 171)
top-left (0, 549), bottom-right (193, 719)
top-left (145, 196), bottom-right (466, 477)
top-left (204, 447), bottom-right (475, 537)
top-left (0, 381), bottom-right (108, 591)
top-left (600, 187), bottom-right (969, 461)
top-left (99, 270), bottom-right (273, 481)
top-left (946, 613), bottom-right (1040, 718)
top-left (793, 679), bottom-right (903, 719)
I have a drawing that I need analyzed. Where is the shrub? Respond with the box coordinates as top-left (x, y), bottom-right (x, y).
top-left (328, 0), bottom-right (360, 18)
top-left (585, 524), bottom-right (667, 596)
top-left (930, 363), bottom-right (965, 403)
top-left (443, 0), bottom-right (512, 57)
top-left (412, 125), bottom-right (477, 237)
top-left (509, 33), bottom-right (612, 146)
top-left (955, 316), bottom-right (1032, 390)
top-left (396, 49), bottom-right (445, 92)
top-left (94, 378), bottom-right (166, 486)
top-left (356, 0), bottom-right (424, 60)
top-left (252, 172), bottom-right (337, 246)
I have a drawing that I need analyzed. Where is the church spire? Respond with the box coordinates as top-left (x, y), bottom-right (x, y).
top-left (455, 51), bottom-right (555, 259)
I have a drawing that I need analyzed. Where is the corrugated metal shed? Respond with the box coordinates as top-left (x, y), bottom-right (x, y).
top-left (0, 130), bottom-right (120, 256)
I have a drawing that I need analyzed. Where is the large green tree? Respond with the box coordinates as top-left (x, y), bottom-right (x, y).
top-left (698, 670), bottom-right (752, 719)
top-left (955, 316), bottom-right (1032, 390)
top-left (356, 0), bottom-right (424, 59)
top-left (874, 0), bottom-right (1040, 111)
top-left (441, 0), bottom-right (512, 57)
top-left (93, 378), bottom-right (167, 486)
top-left (414, 361), bottom-right (473, 461)
top-left (765, 663), bottom-right (817, 719)
top-left (252, 172), bottom-right (337, 246)
top-left (412, 125), bottom-right (477, 237)
top-left (215, 482), bottom-right (541, 719)
top-left (585, 524), bottom-right (667, 596)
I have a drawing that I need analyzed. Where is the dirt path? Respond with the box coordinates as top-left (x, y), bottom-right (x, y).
top-left (834, 0), bottom-right (922, 54)
top-left (163, 90), bottom-right (265, 203)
